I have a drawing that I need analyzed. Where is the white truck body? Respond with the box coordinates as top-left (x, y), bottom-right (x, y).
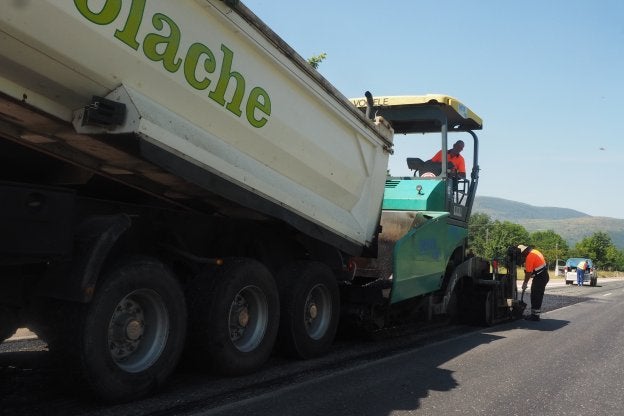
top-left (0, 0), bottom-right (392, 254)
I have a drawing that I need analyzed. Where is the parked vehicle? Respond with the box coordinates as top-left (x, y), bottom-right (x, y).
top-left (564, 258), bottom-right (597, 286)
top-left (0, 0), bottom-right (524, 402)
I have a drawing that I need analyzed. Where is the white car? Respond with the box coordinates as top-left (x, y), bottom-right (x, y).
top-left (564, 258), bottom-right (597, 286)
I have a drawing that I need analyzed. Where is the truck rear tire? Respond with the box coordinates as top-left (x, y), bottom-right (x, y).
top-left (81, 258), bottom-right (187, 402)
top-left (186, 258), bottom-right (279, 376)
top-left (277, 261), bottom-right (340, 359)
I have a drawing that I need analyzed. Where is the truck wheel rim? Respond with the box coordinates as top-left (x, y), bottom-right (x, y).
top-left (228, 285), bottom-right (268, 352)
top-left (107, 289), bottom-right (169, 373)
top-left (304, 284), bottom-right (331, 340)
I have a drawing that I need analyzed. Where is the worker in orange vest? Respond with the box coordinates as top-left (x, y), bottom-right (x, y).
top-left (430, 140), bottom-right (466, 177)
top-left (518, 245), bottom-right (550, 321)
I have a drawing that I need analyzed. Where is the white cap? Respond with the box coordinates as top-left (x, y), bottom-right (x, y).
top-left (517, 244), bottom-right (529, 254)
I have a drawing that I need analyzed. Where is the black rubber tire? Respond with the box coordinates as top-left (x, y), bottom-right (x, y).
top-left (277, 261), bottom-right (340, 359)
top-left (80, 258), bottom-right (187, 402)
top-left (186, 258), bottom-right (279, 376)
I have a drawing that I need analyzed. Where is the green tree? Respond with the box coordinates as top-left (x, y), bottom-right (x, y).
top-left (469, 215), bottom-right (534, 260)
top-left (574, 231), bottom-right (613, 267)
top-left (573, 231), bottom-right (624, 271)
top-left (530, 230), bottom-right (568, 268)
top-left (307, 53), bottom-right (327, 69)
top-left (484, 221), bottom-right (530, 260)
top-left (468, 213), bottom-right (492, 256)
top-left (603, 245), bottom-right (624, 271)
top-left (469, 217), bottom-right (623, 272)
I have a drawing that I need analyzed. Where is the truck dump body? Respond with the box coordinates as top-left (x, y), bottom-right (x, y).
top-left (0, 0), bottom-right (393, 255)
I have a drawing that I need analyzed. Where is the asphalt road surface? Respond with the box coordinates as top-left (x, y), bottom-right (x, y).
top-left (197, 279), bottom-right (624, 416)
top-left (2, 278), bottom-right (624, 416)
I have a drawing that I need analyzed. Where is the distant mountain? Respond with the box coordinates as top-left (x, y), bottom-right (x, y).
top-left (473, 196), bottom-right (624, 249)
top-left (473, 196), bottom-right (590, 221)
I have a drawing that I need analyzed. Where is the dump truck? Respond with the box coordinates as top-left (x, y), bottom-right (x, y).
top-left (0, 0), bottom-right (523, 402)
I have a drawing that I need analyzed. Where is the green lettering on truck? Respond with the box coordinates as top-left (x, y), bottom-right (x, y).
top-left (184, 43), bottom-right (217, 90)
top-left (74, 0), bottom-right (122, 25)
top-left (114, 0), bottom-right (146, 50)
top-left (247, 87), bottom-right (271, 128)
top-left (74, 0), bottom-right (271, 128)
top-left (143, 13), bottom-right (183, 73)
top-left (208, 44), bottom-right (245, 117)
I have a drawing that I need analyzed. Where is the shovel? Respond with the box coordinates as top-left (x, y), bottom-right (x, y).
top-left (519, 288), bottom-right (527, 309)
top-left (513, 288), bottom-right (527, 319)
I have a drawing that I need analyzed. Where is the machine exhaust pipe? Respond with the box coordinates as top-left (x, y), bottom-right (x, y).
top-left (365, 91), bottom-right (375, 120)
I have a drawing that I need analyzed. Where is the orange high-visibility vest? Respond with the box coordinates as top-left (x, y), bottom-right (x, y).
top-left (525, 249), bottom-right (546, 274)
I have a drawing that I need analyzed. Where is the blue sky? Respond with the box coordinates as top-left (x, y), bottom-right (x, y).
top-left (243, 0), bottom-right (624, 219)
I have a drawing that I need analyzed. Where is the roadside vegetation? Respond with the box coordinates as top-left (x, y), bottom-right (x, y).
top-left (469, 213), bottom-right (624, 273)
top-left (307, 52), bottom-right (327, 69)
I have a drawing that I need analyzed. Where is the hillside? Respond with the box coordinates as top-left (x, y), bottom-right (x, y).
top-left (473, 196), bottom-right (624, 249)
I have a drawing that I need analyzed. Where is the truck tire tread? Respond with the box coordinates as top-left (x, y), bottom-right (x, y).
top-left (186, 257), bottom-right (279, 376)
top-left (82, 257), bottom-right (187, 402)
top-left (277, 261), bottom-right (340, 359)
